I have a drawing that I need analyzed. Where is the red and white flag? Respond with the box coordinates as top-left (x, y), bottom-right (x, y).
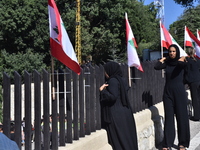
top-left (48, 0), bottom-right (81, 74)
top-left (125, 13), bottom-right (143, 72)
top-left (197, 29), bottom-right (200, 40)
top-left (184, 26), bottom-right (200, 58)
top-left (160, 21), bottom-right (187, 56)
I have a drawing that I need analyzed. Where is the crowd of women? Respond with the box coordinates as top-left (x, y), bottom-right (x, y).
top-left (99, 44), bottom-right (200, 150)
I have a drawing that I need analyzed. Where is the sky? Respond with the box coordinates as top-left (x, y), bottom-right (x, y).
top-left (144, 0), bottom-right (199, 29)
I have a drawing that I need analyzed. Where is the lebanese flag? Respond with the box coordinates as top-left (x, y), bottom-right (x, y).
top-left (184, 26), bottom-right (200, 58)
top-left (160, 21), bottom-right (187, 56)
top-left (197, 29), bottom-right (200, 40)
top-left (125, 13), bottom-right (143, 72)
top-left (48, 0), bottom-right (80, 74)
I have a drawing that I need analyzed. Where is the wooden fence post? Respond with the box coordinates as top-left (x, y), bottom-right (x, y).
top-left (24, 71), bottom-right (32, 150)
top-left (72, 71), bottom-right (79, 140)
top-left (14, 71), bottom-right (22, 149)
top-left (51, 71), bottom-right (58, 150)
top-left (66, 68), bottom-right (72, 143)
top-left (34, 70), bottom-right (42, 150)
top-left (43, 69), bottom-right (50, 150)
top-left (95, 65), bottom-right (101, 130)
top-left (84, 67), bottom-right (91, 135)
top-left (3, 73), bottom-right (11, 138)
top-left (90, 66), bottom-right (95, 132)
top-left (79, 68), bottom-right (85, 137)
top-left (58, 68), bottom-right (65, 146)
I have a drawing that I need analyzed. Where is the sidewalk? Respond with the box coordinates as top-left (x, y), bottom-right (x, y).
top-left (151, 119), bottom-right (200, 150)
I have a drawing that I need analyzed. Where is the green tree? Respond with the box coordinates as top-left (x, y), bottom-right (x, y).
top-left (0, 0), bottom-right (50, 62)
top-left (0, 85), bottom-right (2, 123)
top-left (169, 5), bottom-right (200, 47)
top-left (0, 0), bottom-right (160, 67)
top-left (62, 0), bottom-right (159, 64)
top-left (0, 49), bottom-right (47, 82)
top-left (173, 0), bottom-right (197, 7)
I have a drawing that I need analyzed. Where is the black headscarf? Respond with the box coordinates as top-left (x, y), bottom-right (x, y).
top-left (103, 62), bottom-right (128, 107)
top-left (166, 44), bottom-right (180, 66)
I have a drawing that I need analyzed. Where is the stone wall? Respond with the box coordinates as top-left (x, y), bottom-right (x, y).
top-left (134, 102), bottom-right (164, 150)
top-left (66, 102), bottom-right (165, 150)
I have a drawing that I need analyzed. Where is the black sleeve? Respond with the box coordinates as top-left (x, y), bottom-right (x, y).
top-left (197, 59), bottom-right (200, 72)
top-left (154, 61), bottom-right (166, 70)
top-left (100, 78), bottom-right (119, 103)
top-left (177, 61), bottom-right (186, 68)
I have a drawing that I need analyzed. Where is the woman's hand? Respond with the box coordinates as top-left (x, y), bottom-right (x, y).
top-left (99, 84), bottom-right (108, 91)
top-left (159, 57), bottom-right (166, 63)
top-left (179, 56), bottom-right (185, 62)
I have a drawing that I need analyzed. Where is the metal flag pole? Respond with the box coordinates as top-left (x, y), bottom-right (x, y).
top-left (51, 55), bottom-right (56, 100)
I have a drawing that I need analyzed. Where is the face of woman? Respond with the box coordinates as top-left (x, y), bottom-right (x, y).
top-left (169, 47), bottom-right (176, 59)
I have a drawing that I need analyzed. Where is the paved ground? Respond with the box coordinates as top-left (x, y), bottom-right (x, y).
top-left (151, 117), bottom-right (200, 150)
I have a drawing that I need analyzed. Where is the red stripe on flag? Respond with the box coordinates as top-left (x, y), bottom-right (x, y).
top-left (161, 23), bottom-right (172, 45)
top-left (48, 0), bottom-right (62, 43)
top-left (185, 41), bottom-right (193, 47)
top-left (50, 38), bottom-right (81, 74)
top-left (162, 41), bottom-right (170, 49)
top-left (186, 27), bottom-right (200, 46)
top-left (198, 30), bottom-right (200, 39)
top-left (125, 19), bottom-right (129, 44)
top-left (132, 37), bottom-right (138, 49)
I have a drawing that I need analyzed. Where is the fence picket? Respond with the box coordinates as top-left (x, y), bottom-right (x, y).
top-left (90, 66), bottom-right (95, 132)
top-left (66, 68), bottom-right (72, 143)
top-left (3, 73), bottom-right (11, 138)
top-left (42, 69), bottom-right (50, 150)
top-left (95, 65), bottom-right (101, 130)
top-left (58, 69), bottom-right (65, 146)
top-left (34, 70), bottom-right (42, 150)
top-left (51, 71), bottom-right (58, 150)
top-left (79, 68), bottom-right (85, 137)
top-left (72, 71), bottom-right (79, 140)
top-left (84, 67), bottom-right (91, 135)
top-left (24, 71), bottom-right (32, 150)
top-left (14, 71), bottom-right (22, 149)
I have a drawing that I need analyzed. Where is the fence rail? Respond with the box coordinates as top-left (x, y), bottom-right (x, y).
top-left (2, 61), bottom-right (165, 150)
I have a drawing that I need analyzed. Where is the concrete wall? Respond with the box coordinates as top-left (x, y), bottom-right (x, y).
top-left (135, 102), bottom-right (164, 150)
top-left (64, 102), bottom-right (165, 150)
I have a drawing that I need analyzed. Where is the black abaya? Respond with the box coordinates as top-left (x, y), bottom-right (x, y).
top-left (185, 57), bottom-right (200, 120)
top-left (100, 77), bottom-right (138, 150)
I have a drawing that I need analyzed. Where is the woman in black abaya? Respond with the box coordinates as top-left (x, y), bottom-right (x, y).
top-left (99, 62), bottom-right (138, 150)
top-left (154, 44), bottom-right (190, 150)
top-left (185, 47), bottom-right (200, 121)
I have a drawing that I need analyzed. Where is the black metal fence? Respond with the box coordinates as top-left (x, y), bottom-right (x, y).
top-left (2, 61), bottom-right (165, 150)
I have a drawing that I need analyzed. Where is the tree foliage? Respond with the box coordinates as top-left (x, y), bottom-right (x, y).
top-left (0, 0), bottom-right (160, 66)
top-left (61, 0), bottom-right (160, 64)
top-left (173, 0), bottom-right (199, 7)
top-left (0, 0), bottom-right (49, 54)
top-left (0, 49), bottom-right (47, 81)
top-left (0, 85), bottom-right (2, 123)
top-left (169, 5), bottom-right (200, 47)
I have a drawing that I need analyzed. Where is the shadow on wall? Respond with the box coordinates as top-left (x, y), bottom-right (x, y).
top-left (186, 91), bottom-right (193, 118)
top-left (149, 105), bottom-right (164, 149)
top-left (142, 91), bottom-right (153, 108)
top-left (148, 90), bottom-right (192, 150)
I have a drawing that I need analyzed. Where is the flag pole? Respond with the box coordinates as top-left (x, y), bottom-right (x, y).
top-left (51, 55), bottom-right (56, 100)
top-left (160, 21), bottom-right (164, 78)
top-left (128, 66), bottom-right (131, 87)
top-left (184, 26), bottom-right (186, 51)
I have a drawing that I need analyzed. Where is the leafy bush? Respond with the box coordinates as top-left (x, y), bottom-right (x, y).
top-left (0, 49), bottom-right (47, 82)
top-left (0, 85), bottom-right (2, 123)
